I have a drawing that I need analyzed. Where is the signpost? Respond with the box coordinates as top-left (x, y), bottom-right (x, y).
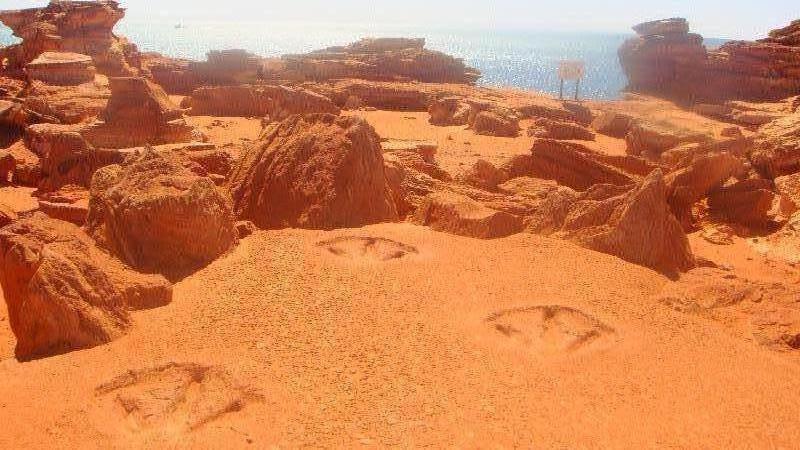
top-left (558, 60), bottom-right (586, 101)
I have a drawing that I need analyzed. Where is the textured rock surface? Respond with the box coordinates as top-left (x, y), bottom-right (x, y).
top-left (143, 49), bottom-right (262, 95)
top-left (0, 0), bottom-right (139, 77)
top-left (86, 150), bottom-right (237, 280)
top-left (25, 52), bottom-right (97, 86)
top-left (529, 140), bottom-right (636, 191)
top-left (751, 113), bottom-right (800, 178)
top-left (22, 78), bottom-right (111, 124)
top-left (472, 110), bottom-right (520, 137)
top-left (183, 84), bottom-right (340, 118)
top-left (565, 170), bottom-right (695, 276)
top-left (0, 213), bottom-right (171, 361)
top-left (229, 114), bottom-right (398, 229)
top-left (412, 191), bottom-right (523, 239)
top-left (279, 38), bottom-right (480, 84)
top-left (528, 117), bottom-right (595, 141)
top-left (665, 152), bottom-right (745, 228)
top-left (620, 18), bottom-right (800, 103)
top-left (625, 120), bottom-right (712, 157)
top-left (708, 178), bottom-right (778, 228)
top-left (82, 77), bottom-right (196, 149)
top-left (24, 123), bottom-right (124, 192)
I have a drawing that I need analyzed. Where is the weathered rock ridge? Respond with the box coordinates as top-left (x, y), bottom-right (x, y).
top-left (0, 0), bottom-right (139, 77)
top-left (620, 18), bottom-right (800, 103)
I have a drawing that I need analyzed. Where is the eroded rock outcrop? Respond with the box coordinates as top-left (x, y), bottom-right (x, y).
top-left (22, 78), bottom-right (111, 124)
top-left (24, 123), bottom-right (125, 192)
top-left (620, 18), bottom-right (800, 103)
top-left (25, 52), bottom-right (97, 86)
top-left (279, 38), bottom-right (480, 84)
top-left (229, 114), bottom-right (398, 229)
top-left (143, 49), bottom-right (262, 95)
top-left (0, 213), bottom-right (171, 361)
top-left (0, 0), bottom-right (139, 77)
top-left (86, 149), bottom-right (237, 280)
top-left (182, 84), bottom-right (340, 118)
top-left (411, 191), bottom-right (523, 239)
top-left (751, 112), bottom-right (800, 178)
top-left (665, 152), bottom-right (745, 229)
top-left (564, 170), bottom-right (696, 276)
top-left (82, 77), bottom-right (196, 149)
top-left (528, 140), bottom-right (636, 191)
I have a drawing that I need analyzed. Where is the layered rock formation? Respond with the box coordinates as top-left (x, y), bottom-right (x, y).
top-left (279, 38), bottom-right (480, 84)
top-left (86, 149), bottom-right (238, 280)
top-left (82, 77), bottom-right (196, 148)
top-left (229, 114), bottom-right (398, 229)
top-left (24, 123), bottom-right (119, 192)
top-left (25, 52), bottom-right (97, 86)
top-left (620, 18), bottom-right (800, 103)
top-left (143, 49), bottom-right (263, 95)
top-left (0, 213), bottom-right (171, 361)
top-left (412, 191), bottom-right (523, 239)
top-left (563, 170), bottom-right (696, 277)
top-left (182, 84), bottom-right (340, 118)
top-left (0, 0), bottom-right (139, 77)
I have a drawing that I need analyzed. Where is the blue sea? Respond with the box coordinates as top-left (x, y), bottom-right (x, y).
top-left (0, 20), bottom-right (728, 100)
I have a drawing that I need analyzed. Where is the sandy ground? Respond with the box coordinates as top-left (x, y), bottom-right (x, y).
top-left (0, 218), bottom-right (799, 447)
top-left (1, 107), bottom-right (799, 447)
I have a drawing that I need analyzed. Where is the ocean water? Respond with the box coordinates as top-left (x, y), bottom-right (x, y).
top-left (1, 19), bottom-right (728, 100)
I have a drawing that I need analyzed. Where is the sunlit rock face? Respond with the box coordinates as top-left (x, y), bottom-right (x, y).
top-left (0, 0), bottom-right (140, 77)
top-left (620, 18), bottom-right (800, 103)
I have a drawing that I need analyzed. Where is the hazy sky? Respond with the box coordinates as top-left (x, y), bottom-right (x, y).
top-left (6, 0), bottom-right (800, 39)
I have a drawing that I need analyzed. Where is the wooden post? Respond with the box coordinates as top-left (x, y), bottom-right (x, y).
top-left (574, 78), bottom-right (581, 101)
top-left (559, 79), bottom-right (564, 100)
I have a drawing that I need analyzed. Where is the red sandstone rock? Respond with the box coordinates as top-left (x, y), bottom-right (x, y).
top-left (5, 140), bottom-right (41, 186)
top-left (37, 185), bottom-right (90, 225)
top-left (708, 178), bottom-right (778, 228)
top-left (428, 96), bottom-right (472, 126)
top-left (458, 159), bottom-right (509, 192)
top-left (529, 139), bottom-right (636, 191)
top-left (306, 79), bottom-right (434, 111)
top-left (24, 123), bottom-right (125, 192)
top-left (775, 173), bottom-right (800, 211)
top-left (380, 139), bottom-right (438, 164)
top-left (280, 38), bottom-right (480, 84)
top-left (625, 120), bottom-right (713, 157)
top-left (0, 150), bottom-right (14, 184)
top-left (25, 52), bottom-right (96, 86)
top-left (229, 114), bottom-right (398, 229)
top-left (760, 19), bottom-right (800, 46)
top-left (620, 18), bottom-right (800, 103)
top-left (86, 149), bottom-right (237, 280)
top-left (22, 78), bottom-right (111, 124)
top-left (472, 110), bottom-right (520, 137)
top-left (411, 191), bottom-right (523, 239)
top-left (0, 202), bottom-right (18, 227)
top-left (751, 113), bottom-right (800, 178)
top-left (665, 152), bottom-right (745, 229)
top-left (564, 170), bottom-right (695, 276)
top-left (0, 213), bottom-right (171, 361)
top-left (528, 117), bottom-right (595, 141)
top-left (143, 49), bottom-right (262, 95)
top-left (183, 84), bottom-right (340, 119)
top-left (0, 1), bottom-right (139, 77)
top-left (82, 77), bottom-right (196, 149)
top-left (591, 111), bottom-right (634, 138)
